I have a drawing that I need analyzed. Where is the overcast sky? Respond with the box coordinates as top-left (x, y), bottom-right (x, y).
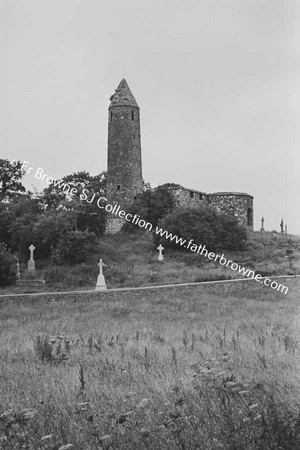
top-left (1, 0), bottom-right (299, 233)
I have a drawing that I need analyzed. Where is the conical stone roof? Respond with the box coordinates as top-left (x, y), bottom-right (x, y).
top-left (109, 79), bottom-right (139, 108)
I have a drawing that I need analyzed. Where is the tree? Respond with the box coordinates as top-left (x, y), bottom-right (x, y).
top-left (122, 185), bottom-right (176, 232)
top-left (0, 243), bottom-right (15, 286)
top-left (7, 196), bottom-right (44, 258)
top-left (40, 171), bottom-right (106, 236)
top-left (155, 206), bottom-right (248, 252)
top-left (52, 231), bottom-right (97, 265)
top-left (0, 159), bottom-right (26, 201)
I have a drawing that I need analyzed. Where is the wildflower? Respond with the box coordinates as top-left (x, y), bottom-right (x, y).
top-left (0, 410), bottom-right (14, 421)
top-left (41, 435), bottom-right (53, 442)
top-left (77, 402), bottom-right (90, 407)
top-left (137, 398), bottom-right (149, 408)
top-left (21, 409), bottom-right (36, 420)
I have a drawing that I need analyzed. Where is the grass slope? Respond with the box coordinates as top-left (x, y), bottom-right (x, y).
top-left (2, 230), bottom-right (300, 295)
top-left (0, 278), bottom-right (299, 449)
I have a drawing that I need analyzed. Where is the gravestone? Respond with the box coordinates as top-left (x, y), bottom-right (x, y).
top-left (16, 257), bottom-right (20, 281)
top-left (260, 217), bottom-right (264, 232)
top-left (27, 244), bottom-right (36, 270)
top-left (95, 259), bottom-right (107, 290)
top-left (157, 244), bottom-right (164, 261)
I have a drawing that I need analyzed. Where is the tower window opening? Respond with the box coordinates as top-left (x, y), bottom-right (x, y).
top-left (117, 184), bottom-right (120, 190)
top-left (110, 111), bottom-right (112, 121)
top-left (131, 110), bottom-right (134, 120)
top-left (133, 134), bottom-right (136, 139)
top-left (247, 208), bottom-right (253, 227)
top-left (199, 193), bottom-right (203, 200)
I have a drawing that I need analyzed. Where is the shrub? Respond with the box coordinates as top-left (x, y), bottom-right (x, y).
top-left (154, 206), bottom-right (248, 252)
top-left (52, 231), bottom-right (97, 265)
top-left (122, 185), bottom-right (176, 232)
top-left (33, 334), bottom-right (70, 364)
top-left (0, 243), bottom-right (15, 286)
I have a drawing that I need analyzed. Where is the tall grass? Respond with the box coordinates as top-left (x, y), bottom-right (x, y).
top-left (0, 279), bottom-right (299, 448)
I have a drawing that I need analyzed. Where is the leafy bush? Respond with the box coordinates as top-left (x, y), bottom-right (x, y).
top-left (51, 231), bottom-right (97, 265)
top-left (0, 243), bottom-right (15, 286)
top-left (122, 185), bottom-right (176, 232)
top-left (154, 206), bottom-right (248, 252)
top-left (34, 334), bottom-right (70, 364)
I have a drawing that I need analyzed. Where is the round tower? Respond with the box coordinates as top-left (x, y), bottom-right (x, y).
top-left (106, 79), bottom-right (143, 233)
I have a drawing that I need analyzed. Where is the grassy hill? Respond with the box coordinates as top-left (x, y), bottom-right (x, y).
top-left (1, 230), bottom-right (300, 294)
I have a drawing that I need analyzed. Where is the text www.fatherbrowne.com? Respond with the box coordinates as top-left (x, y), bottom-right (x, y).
top-left (88, 194), bottom-right (288, 295)
top-left (13, 160), bottom-right (289, 295)
top-left (155, 227), bottom-right (288, 294)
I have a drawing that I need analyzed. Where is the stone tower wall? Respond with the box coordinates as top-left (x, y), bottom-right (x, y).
top-left (104, 80), bottom-right (254, 234)
top-left (106, 80), bottom-right (143, 233)
top-left (107, 105), bottom-right (142, 205)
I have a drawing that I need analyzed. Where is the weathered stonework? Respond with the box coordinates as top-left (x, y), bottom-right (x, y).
top-left (162, 186), bottom-right (254, 229)
top-left (207, 192), bottom-right (254, 229)
top-left (105, 79), bottom-right (254, 233)
top-left (106, 79), bottom-right (143, 233)
top-left (163, 185), bottom-right (208, 208)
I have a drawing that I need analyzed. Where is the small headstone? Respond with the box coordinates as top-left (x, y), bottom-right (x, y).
top-left (260, 216), bottom-right (264, 232)
top-left (16, 257), bottom-right (20, 281)
top-left (95, 258), bottom-right (107, 290)
top-left (27, 244), bottom-right (36, 270)
top-left (157, 244), bottom-right (164, 261)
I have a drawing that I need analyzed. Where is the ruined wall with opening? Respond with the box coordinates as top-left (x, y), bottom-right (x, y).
top-left (207, 192), bottom-right (254, 229)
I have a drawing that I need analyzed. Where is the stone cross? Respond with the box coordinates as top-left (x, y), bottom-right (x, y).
top-left (157, 244), bottom-right (164, 261)
top-left (29, 244), bottom-right (35, 260)
top-left (28, 244), bottom-right (36, 270)
top-left (95, 258), bottom-right (107, 290)
top-left (98, 259), bottom-right (105, 276)
top-left (280, 219), bottom-right (284, 234)
top-left (260, 217), bottom-right (264, 232)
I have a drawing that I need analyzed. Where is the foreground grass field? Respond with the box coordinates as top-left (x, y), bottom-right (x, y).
top-left (0, 279), bottom-right (300, 449)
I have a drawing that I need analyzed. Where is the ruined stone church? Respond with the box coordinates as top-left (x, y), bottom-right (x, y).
top-left (106, 79), bottom-right (253, 233)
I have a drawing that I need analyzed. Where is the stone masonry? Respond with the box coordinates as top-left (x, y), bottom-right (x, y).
top-left (106, 79), bottom-right (143, 233)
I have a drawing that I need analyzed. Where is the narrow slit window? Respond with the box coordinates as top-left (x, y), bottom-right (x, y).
top-left (131, 110), bottom-right (134, 120)
top-left (117, 184), bottom-right (120, 190)
top-left (110, 111), bottom-right (112, 121)
top-left (190, 191), bottom-right (194, 199)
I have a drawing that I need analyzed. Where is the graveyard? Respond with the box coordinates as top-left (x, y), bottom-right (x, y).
top-left (1, 229), bottom-right (299, 295)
